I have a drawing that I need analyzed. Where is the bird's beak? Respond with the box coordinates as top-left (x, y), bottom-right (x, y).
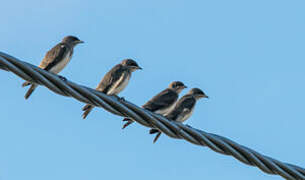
top-left (199, 94), bottom-right (208, 98)
top-left (137, 66), bottom-right (143, 70)
top-left (183, 85), bottom-right (188, 88)
top-left (78, 40), bottom-right (84, 44)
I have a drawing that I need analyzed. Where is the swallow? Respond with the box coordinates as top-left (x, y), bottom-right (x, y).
top-left (122, 81), bottom-right (187, 129)
top-left (22, 35), bottom-right (84, 99)
top-left (150, 88), bottom-right (208, 143)
top-left (82, 59), bottom-right (142, 119)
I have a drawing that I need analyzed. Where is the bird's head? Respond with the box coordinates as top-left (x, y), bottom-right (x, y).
top-left (62, 36), bottom-right (84, 46)
top-left (121, 59), bottom-right (142, 72)
top-left (169, 81), bottom-right (187, 93)
top-left (188, 88), bottom-right (208, 100)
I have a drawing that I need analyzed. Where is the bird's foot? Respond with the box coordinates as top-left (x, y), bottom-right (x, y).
top-left (58, 75), bottom-right (67, 81)
top-left (112, 95), bottom-right (125, 102)
top-left (185, 124), bottom-right (192, 128)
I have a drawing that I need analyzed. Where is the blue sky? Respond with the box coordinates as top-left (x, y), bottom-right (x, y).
top-left (0, 0), bottom-right (304, 179)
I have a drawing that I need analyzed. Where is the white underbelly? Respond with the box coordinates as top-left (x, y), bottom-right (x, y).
top-left (50, 54), bottom-right (71, 74)
top-left (177, 108), bottom-right (194, 123)
top-left (156, 102), bottom-right (177, 116)
top-left (107, 73), bottom-right (130, 95)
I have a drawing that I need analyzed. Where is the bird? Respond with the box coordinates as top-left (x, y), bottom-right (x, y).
top-left (82, 59), bottom-right (142, 119)
top-left (122, 81), bottom-right (187, 129)
top-left (22, 35), bottom-right (84, 99)
top-left (149, 88), bottom-right (208, 143)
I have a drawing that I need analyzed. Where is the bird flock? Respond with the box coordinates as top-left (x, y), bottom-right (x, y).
top-left (22, 35), bottom-right (209, 143)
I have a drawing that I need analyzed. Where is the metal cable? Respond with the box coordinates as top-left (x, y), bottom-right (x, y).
top-left (0, 51), bottom-right (304, 180)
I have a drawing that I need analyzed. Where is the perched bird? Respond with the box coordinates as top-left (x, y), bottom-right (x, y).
top-left (22, 36), bottom-right (84, 99)
top-left (122, 81), bottom-right (187, 129)
top-left (82, 59), bottom-right (142, 119)
top-left (150, 88), bottom-right (208, 143)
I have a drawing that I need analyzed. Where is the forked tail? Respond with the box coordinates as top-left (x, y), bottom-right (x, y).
top-left (82, 104), bottom-right (94, 119)
top-left (24, 84), bottom-right (37, 99)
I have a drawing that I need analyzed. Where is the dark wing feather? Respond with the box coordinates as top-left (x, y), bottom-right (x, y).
top-left (96, 64), bottom-right (125, 93)
top-left (39, 43), bottom-right (69, 71)
top-left (142, 89), bottom-right (178, 112)
top-left (166, 95), bottom-right (196, 121)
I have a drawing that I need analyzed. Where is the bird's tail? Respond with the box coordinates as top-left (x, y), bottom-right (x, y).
top-left (122, 118), bottom-right (131, 122)
top-left (82, 104), bottom-right (94, 119)
top-left (24, 84), bottom-right (37, 99)
top-left (149, 129), bottom-right (161, 143)
top-left (22, 81), bottom-right (31, 87)
top-left (153, 132), bottom-right (161, 143)
top-left (149, 129), bottom-right (159, 134)
top-left (122, 118), bottom-right (134, 129)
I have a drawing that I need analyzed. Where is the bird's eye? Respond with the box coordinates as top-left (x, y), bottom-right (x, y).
top-left (130, 62), bottom-right (137, 67)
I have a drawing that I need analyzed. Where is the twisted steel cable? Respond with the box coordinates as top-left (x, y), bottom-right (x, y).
top-left (0, 51), bottom-right (304, 180)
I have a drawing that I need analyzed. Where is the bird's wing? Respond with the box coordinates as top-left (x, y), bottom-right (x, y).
top-left (96, 64), bottom-right (126, 93)
top-left (166, 95), bottom-right (196, 121)
top-left (39, 43), bottom-right (69, 71)
top-left (143, 89), bottom-right (178, 112)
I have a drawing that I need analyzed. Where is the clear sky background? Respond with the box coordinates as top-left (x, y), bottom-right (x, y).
top-left (0, 0), bottom-right (304, 180)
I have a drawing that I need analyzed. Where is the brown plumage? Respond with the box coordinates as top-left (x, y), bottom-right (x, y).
top-left (82, 59), bottom-right (141, 119)
top-left (122, 81), bottom-right (187, 129)
top-left (22, 36), bottom-right (83, 99)
top-left (150, 88), bottom-right (208, 143)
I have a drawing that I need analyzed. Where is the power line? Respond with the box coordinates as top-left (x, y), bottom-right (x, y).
top-left (0, 52), bottom-right (304, 180)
